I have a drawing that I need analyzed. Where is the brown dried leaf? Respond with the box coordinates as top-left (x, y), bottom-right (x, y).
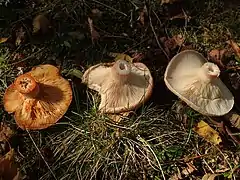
top-left (15, 27), bottom-right (26, 46)
top-left (0, 149), bottom-right (20, 180)
top-left (88, 17), bottom-right (100, 43)
top-left (160, 34), bottom-right (185, 55)
top-left (88, 17), bottom-right (100, 42)
top-left (33, 14), bottom-right (50, 34)
top-left (172, 34), bottom-right (185, 46)
top-left (224, 111), bottom-right (240, 129)
top-left (193, 120), bottom-right (222, 145)
top-left (169, 162), bottom-right (197, 180)
top-left (227, 39), bottom-right (240, 58)
top-left (208, 49), bottom-right (226, 68)
top-left (0, 123), bottom-right (13, 142)
top-left (139, 5), bottom-right (147, 26)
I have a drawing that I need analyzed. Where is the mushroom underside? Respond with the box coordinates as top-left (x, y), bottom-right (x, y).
top-left (83, 62), bottom-right (153, 113)
top-left (165, 66), bottom-right (234, 116)
top-left (4, 64), bottom-right (72, 130)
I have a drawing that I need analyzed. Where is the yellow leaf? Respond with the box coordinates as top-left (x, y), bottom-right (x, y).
top-left (33, 14), bottom-right (50, 34)
top-left (109, 53), bottom-right (134, 63)
top-left (193, 120), bottom-right (222, 145)
top-left (0, 37), bottom-right (8, 44)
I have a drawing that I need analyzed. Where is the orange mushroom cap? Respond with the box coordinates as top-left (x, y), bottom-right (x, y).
top-left (3, 64), bottom-right (72, 130)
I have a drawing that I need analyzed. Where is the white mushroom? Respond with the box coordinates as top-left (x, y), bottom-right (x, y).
top-left (164, 50), bottom-right (234, 116)
top-left (82, 59), bottom-right (153, 113)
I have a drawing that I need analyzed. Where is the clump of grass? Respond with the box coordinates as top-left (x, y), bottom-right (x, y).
top-left (35, 89), bottom-right (198, 180)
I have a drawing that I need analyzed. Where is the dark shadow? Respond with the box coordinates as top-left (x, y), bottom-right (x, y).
top-left (37, 83), bottom-right (65, 103)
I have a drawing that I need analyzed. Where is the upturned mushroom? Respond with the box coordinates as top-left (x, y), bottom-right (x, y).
top-left (3, 64), bottom-right (72, 130)
top-left (82, 59), bottom-right (153, 113)
top-left (164, 50), bottom-right (234, 116)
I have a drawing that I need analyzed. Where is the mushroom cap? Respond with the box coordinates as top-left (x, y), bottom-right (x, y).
top-left (82, 59), bottom-right (153, 113)
top-left (3, 64), bottom-right (72, 130)
top-left (164, 50), bottom-right (234, 116)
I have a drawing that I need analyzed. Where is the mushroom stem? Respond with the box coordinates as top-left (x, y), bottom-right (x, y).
top-left (198, 62), bottom-right (220, 83)
top-left (14, 74), bottom-right (39, 98)
top-left (111, 60), bottom-right (131, 84)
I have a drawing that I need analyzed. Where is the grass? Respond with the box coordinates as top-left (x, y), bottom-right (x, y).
top-left (0, 0), bottom-right (240, 179)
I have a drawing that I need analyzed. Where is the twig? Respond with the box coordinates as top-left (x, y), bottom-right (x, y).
top-left (10, 47), bottom-right (45, 65)
top-left (137, 135), bottom-right (166, 180)
top-left (27, 130), bottom-right (58, 180)
top-left (147, 3), bottom-right (169, 60)
top-left (91, 0), bottom-right (127, 17)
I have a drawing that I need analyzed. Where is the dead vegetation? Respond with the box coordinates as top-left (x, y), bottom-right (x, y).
top-left (0, 0), bottom-right (240, 179)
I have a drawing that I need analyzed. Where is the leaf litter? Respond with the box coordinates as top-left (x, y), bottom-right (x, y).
top-left (1, 0), bottom-right (240, 179)
top-left (193, 120), bottom-right (222, 145)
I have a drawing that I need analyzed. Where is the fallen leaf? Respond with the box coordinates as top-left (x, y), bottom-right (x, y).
top-left (109, 53), bottom-right (134, 63)
top-left (224, 111), bottom-right (240, 129)
top-left (169, 161), bottom-right (197, 180)
top-left (208, 49), bottom-right (227, 68)
top-left (132, 52), bottom-right (145, 62)
top-left (139, 5), bottom-right (147, 26)
top-left (193, 120), bottom-right (222, 145)
top-left (227, 39), bottom-right (240, 58)
top-left (0, 123), bottom-right (13, 142)
top-left (15, 27), bottom-right (26, 46)
top-left (0, 37), bottom-right (9, 44)
top-left (182, 162), bottom-right (197, 176)
top-left (0, 149), bottom-right (20, 180)
top-left (202, 173), bottom-right (221, 180)
top-left (88, 17), bottom-right (100, 43)
top-left (172, 34), bottom-right (185, 46)
top-left (160, 34), bottom-right (185, 56)
top-left (33, 14), bottom-right (50, 34)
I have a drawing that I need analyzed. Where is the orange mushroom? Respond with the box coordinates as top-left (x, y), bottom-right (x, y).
top-left (3, 64), bottom-right (72, 130)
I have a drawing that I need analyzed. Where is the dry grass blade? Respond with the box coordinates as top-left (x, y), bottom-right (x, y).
top-left (88, 17), bottom-right (100, 43)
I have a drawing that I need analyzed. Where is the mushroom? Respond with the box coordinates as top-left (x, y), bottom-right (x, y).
top-left (3, 64), bottom-right (72, 130)
top-left (164, 50), bottom-right (234, 116)
top-left (82, 59), bottom-right (153, 113)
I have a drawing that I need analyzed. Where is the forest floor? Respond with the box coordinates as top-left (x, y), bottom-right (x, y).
top-left (0, 0), bottom-right (240, 179)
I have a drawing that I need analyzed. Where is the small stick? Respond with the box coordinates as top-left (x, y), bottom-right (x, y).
top-left (27, 130), bottom-right (58, 180)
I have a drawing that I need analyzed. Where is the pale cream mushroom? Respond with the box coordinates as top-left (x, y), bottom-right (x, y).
top-left (82, 59), bottom-right (153, 113)
top-left (164, 50), bottom-right (234, 116)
